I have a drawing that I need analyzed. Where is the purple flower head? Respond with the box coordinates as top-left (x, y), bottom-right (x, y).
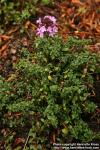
top-left (52, 26), bottom-right (58, 33)
top-left (47, 26), bottom-right (58, 37)
top-left (36, 17), bottom-right (42, 24)
top-left (47, 26), bottom-right (52, 33)
top-left (36, 26), bottom-right (46, 37)
top-left (44, 16), bottom-right (56, 24)
top-left (36, 15), bottom-right (58, 37)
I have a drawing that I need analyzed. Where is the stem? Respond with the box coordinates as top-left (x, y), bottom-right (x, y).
top-left (23, 130), bottom-right (30, 150)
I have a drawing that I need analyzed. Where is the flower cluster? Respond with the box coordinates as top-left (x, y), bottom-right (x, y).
top-left (36, 16), bottom-right (58, 37)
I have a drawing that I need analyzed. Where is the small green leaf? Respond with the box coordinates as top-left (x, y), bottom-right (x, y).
top-left (62, 127), bottom-right (68, 135)
top-left (42, 0), bottom-right (50, 5)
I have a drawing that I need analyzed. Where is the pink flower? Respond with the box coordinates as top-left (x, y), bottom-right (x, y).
top-left (47, 26), bottom-right (52, 33)
top-left (36, 16), bottom-right (58, 37)
top-left (36, 18), bottom-right (42, 24)
top-left (52, 26), bottom-right (58, 33)
top-left (36, 26), bottom-right (46, 37)
top-left (44, 16), bottom-right (56, 24)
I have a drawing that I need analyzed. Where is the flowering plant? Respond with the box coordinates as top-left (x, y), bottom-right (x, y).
top-left (0, 36), bottom-right (100, 149)
top-left (36, 15), bottom-right (58, 37)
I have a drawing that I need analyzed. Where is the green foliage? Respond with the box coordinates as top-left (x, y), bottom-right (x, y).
top-left (0, 36), bottom-right (100, 149)
top-left (0, 1), bottom-right (29, 31)
top-left (0, 0), bottom-right (52, 32)
top-left (41, 0), bottom-right (50, 5)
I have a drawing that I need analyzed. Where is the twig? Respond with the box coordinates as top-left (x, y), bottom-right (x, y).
top-left (23, 130), bottom-right (30, 150)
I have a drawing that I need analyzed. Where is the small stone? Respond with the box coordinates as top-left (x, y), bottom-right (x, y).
top-left (10, 49), bottom-right (16, 54)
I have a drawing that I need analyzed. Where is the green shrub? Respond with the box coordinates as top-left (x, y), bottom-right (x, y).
top-left (0, 36), bottom-right (100, 149)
